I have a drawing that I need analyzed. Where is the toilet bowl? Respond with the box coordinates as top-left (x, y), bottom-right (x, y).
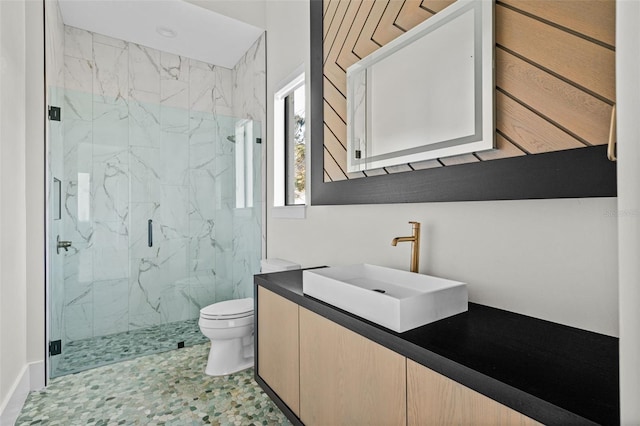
top-left (198, 297), bottom-right (254, 376)
top-left (198, 259), bottom-right (300, 376)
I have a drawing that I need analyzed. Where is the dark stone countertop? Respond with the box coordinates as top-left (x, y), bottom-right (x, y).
top-left (254, 269), bottom-right (619, 426)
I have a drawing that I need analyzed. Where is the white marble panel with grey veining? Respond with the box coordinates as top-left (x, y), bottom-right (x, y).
top-left (65, 26), bottom-right (92, 61)
top-left (130, 146), bottom-right (160, 203)
top-left (129, 44), bottom-right (160, 94)
top-left (93, 278), bottom-right (129, 336)
top-left (129, 90), bottom-right (160, 148)
top-left (93, 42), bottom-right (128, 104)
top-left (92, 220), bottom-right (128, 281)
top-left (159, 131), bottom-right (189, 185)
top-left (189, 219), bottom-right (216, 272)
top-left (161, 52), bottom-right (188, 81)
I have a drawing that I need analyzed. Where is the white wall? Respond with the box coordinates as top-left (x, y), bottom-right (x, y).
top-left (265, 1), bottom-right (619, 337)
top-left (0, 0), bottom-right (45, 419)
top-left (26, 0), bottom-right (46, 368)
top-left (0, 0), bottom-right (29, 410)
top-left (616, 1), bottom-right (640, 423)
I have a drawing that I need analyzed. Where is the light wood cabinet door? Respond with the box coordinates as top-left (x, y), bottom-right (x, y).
top-left (257, 287), bottom-right (299, 416)
top-left (299, 307), bottom-right (407, 426)
top-left (407, 359), bottom-right (542, 426)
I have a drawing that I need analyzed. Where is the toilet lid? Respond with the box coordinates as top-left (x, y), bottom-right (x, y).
top-left (200, 298), bottom-right (254, 319)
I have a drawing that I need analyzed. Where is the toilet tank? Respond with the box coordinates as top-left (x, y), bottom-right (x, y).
top-left (260, 258), bottom-right (301, 273)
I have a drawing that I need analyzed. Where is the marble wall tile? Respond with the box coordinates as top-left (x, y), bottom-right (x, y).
top-left (129, 44), bottom-right (160, 94)
top-left (189, 141), bottom-right (216, 171)
top-left (93, 42), bottom-right (128, 103)
top-left (160, 52), bottom-right (188, 81)
top-left (92, 151), bottom-right (129, 224)
top-left (189, 169), bottom-right (216, 221)
top-left (63, 178), bottom-right (93, 245)
top-left (64, 90), bottom-right (93, 121)
top-left (161, 79), bottom-right (189, 110)
top-left (159, 132), bottom-right (189, 185)
top-left (63, 119), bottom-right (92, 176)
top-left (130, 146), bottom-right (160, 203)
top-left (189, 219), bottom-right (216, 272)
top-left (129, 239), bottom-right (189, 324)
top-left (64, 303), bottom-right (93, 341)
top-left (64, 57), bottom-right (93, 93)
top-left (93, 101), bottom-right (129, 148)
top-left (233, 34), bottom-right (266, 123)
top-left (189, 66), bottom-right (233, 116)
top-left (160, 104), bottom-right (189, 134)
top-left (65, 26), bottom-right (92, 61)
top-left (63, 242), bottom-right (94, 304)
top-left (189, 270), bottom-right (217, 309)
top-left (93, 33), bottom-right (127, 49)
top-left (158, 185), bottom-right (189, 240)
top-left (92, 221), bottom-right (128, 281)
top-left (129, 90), bottom-right (161, 148)
top-left (93, 278), bottom-right (129, 336)
top-left (159, 281), bottom-right (193, 323)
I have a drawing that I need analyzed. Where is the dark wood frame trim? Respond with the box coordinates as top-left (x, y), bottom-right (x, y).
top-left (309, 0), bottom-right (616, 205)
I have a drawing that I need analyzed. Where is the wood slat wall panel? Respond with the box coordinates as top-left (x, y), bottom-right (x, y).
top-left (324, 77), bottom-right (347, 122)
top-left (440, 153), bottom-right (480, 166)
top-left (409, 159), bottom-right (444, 170)
top-left (336, 1), bottom-right (376, 72)
top-left (499, 0), bottom-right (615, 47)
top-left (497, 91), bottom-right (586, 154)
top-left (476, 133), bottom-right (526, 161)
top-left (354, 0), bottom-right (387, 58)
top-left (395, 0), bottom-right (434, 32)
top-left (496, 48), bottom-right (612, 146)
top-left (324, 100), bottom-right (347, 146)
top-left (423, 0), bottom-right (457, 13)
top-left (322, 0), bottom-right (615, 182)
top-left (496, 4), bottom-right (615, 102)
top-left (323, 0), bottom-right (349, 63)
top-left (372, 1), bottom-right (405, 46)
top-left (324, 1), bottom-right (362, 96)
top-left (324, 147), bottom-right (348, 181)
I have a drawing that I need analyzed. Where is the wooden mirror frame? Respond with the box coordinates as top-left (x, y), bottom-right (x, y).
top-left (309, 0), bottom-right (616, 205)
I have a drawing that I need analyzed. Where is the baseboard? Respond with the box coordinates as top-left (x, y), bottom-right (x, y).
top-left (0, 360), bottom-right (45, 426)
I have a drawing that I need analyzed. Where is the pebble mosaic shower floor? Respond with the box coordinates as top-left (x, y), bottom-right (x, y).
top-left (53, 319), bottom-right (208, 377)
top-left (17, 344), bottom-right (291, 426)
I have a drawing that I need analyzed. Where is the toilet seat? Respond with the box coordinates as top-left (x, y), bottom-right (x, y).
top-left (200, 298), bottom-right (254, 320)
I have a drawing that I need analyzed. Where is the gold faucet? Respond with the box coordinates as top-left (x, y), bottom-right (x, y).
top-left (391, 221), bottom-right (421, 273)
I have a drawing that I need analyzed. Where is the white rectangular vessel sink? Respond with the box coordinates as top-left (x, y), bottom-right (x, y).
top-left (302, 264), bottom-right (468, 333)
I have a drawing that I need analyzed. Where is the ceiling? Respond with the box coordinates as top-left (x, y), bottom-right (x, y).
top-left (58, 0), bottom-right (264, 69)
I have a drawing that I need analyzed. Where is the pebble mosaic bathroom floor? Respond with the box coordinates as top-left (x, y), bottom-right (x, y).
top-left (17, 344), bottom-right (291, 426)
top-left (52, 319), bottom-right (208, 377)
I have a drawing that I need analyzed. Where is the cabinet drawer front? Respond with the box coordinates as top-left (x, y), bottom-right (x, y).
top-left (407, 359), bottom-right (542, 426)
top-left (257, 287), bottom-right (300, 416)
top-left (299, 307), bottom-right (406, 426)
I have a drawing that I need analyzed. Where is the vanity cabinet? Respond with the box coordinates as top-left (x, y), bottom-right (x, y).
top-left (257, 286), bottom-right (300, 416)
top-left (407, 359), bottom-right (541, 426)
top-left (255, 271), bottom-right (619, 425)
top-left (299, 307), bottom-right (406, 426)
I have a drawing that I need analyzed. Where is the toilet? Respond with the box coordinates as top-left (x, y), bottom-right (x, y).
top-left (198, 258), bottom-right (300, 376)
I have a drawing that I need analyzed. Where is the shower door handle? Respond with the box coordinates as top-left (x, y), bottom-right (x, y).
top-left (148, 219), bottom-right (153, 247)
top-left (56, 235), bottom-right (72, 255)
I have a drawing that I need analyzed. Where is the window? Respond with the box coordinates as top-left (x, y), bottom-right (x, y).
top-left (274, 70), bottom-right (306, 209)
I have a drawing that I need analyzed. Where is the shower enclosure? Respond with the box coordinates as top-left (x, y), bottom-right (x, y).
top-left (45, 7), bottom-right (265, 378)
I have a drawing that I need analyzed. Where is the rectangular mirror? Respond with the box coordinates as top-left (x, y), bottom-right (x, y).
top-left (346, 0), bottom-right (494, 172)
